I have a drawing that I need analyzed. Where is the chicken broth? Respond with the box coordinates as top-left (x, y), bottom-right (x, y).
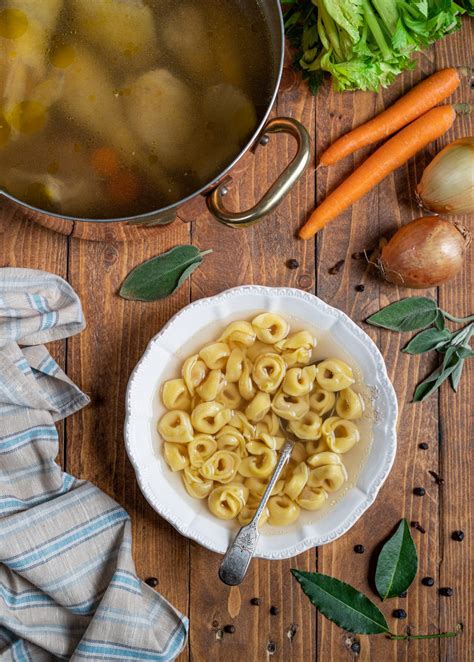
top-left (0, 0), bottom-right (274, 218)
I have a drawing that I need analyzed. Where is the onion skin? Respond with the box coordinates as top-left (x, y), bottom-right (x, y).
top-left (379, 217), bottom-right (470, 289)
top-left (416, 137), bottom-right (474, 215)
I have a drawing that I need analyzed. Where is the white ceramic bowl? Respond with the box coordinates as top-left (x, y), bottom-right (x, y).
top-left (124, 286), bottom-right (397, 560)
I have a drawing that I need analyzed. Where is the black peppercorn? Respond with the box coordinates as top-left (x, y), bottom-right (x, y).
top-left (354, 544), bottom-right (365, 554)
top-left (413, 487), bottom-right (426, 496)
top-left (419, 443), bottom-right (429, 450)
top-left (393, 609), bottom-right (407, 619)
top-left (351, 641), bottom-right (360, 653)
top-left (439, 587), bottom-right (454, 597)
top-left (287, 258), bottom-right (299, 270)
top-left (355, 284), bottom-right (365, 292)
top-left (223, 624), bottom-right (235, 634)
top-left (144, 577), bottom-right (158, 587)
top-left (398, 591), bottom-right (408, 598)
top-left (267, 641), bottom-right (277, 654)
top-left (269, 605), bottom-right (279, 616)
top-left (250, 597), bottom-right (261, 606)
top-left (212, 620), bottom-right (219, 628)
top-left (452, 530), bottom-right (464, 541)
top-left (422, 577), bottom-right (434, 587)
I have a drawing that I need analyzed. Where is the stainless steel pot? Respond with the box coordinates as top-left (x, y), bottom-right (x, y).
top-left (1, 1), bottom-right (311, 230)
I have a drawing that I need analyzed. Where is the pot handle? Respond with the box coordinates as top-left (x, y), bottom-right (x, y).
top-left (206, 117), bottom-right (311, 228)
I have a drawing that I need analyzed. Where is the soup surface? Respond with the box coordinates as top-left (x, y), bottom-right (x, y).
top-left (0, 0), bottom-right (274, 218)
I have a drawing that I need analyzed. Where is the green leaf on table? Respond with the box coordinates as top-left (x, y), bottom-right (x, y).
top-left (402, 328), bottom-right (452, 354)
top-left (450, 359), bottom-right (465, 392)
top-left (375, 519), bottom-right (418, 601)
top-left (366, 298), bottom-right (438, 332)
top-left (413, 346), bottom-right (466, 402)
top-left (291, 570), bottom-right (389, 635)
top-left (434, 310), bottom-right (446, 330)
top-left (120, 245), bottom-right (212, 302)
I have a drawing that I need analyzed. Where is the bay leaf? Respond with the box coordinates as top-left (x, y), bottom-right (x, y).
top-left (402, 328), bottom-right (452, 355)
top-left (367, 297), bottom-right (438, 332)
top-left (375, 519), bottom-right (418, 600)
top-left (291, 570), bottom-right (389, 635)
top-left (120, 245), bottom-right (212, 302)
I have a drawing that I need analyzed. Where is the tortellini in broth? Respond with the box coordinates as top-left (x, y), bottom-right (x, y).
top-left (158, 314), bottom-right (367, 527)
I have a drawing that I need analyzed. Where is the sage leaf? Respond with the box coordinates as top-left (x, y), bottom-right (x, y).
top-left (434, 310), bottom-right (446, 330)
top-left (413, 346), bottom-right (465, 402)
top-left (120, 246), bottom-right (212, 302)
top-left (450, 359), bottom-right (464, 392)
top-left (291, 570), bottom-right (389, 635)
top-left (366, 298), bottom-right (438, 332)
top-left (402, 328), bottom-right (452, 355)
top-left (375, 519), bottom-right (418, 601)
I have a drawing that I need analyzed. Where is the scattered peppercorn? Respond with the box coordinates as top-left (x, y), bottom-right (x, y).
top-left (144, 577), bottom-right (158, 587)
top-left (428, 470), bottom-right (445, 486)
top-left (411, 521), bottom-right (426, 533)
top-left (452, 530), bottom-right (464, 541)
top-left (250, 597), bottom-right (262, 606)
top-left (422, 577), bottom-right (434, 586)
top-left (267, 641), bottom-right (277, 654)
top-left (439, 587), bottom-right (454, 597)
top-left (354, 544), bottom-right (365, 554)
top-left (413, 487), bottom-right (426, 496)
top-left (398, 591), bottom-right (408, 598)
top-left (269, 605), bottom-right (279, 616)
top-left (351, 641), bottom-right (361, 653)
top-left (419, 442), bottom-right (429, 450)
top-left (223, 624), bottom-right (235, 634)
top-left (351, 252), bottom-right (366, 261)
top-left (287, 258), bottom-right (299, 270)
top-left (355, 284), bottom-right (365, 292)
top-left (212, 620), bottom-right (219, 628)
top-left (393, 609), bottom-right (407, 619)
top-left (328, 259), bottom-right (345, 275)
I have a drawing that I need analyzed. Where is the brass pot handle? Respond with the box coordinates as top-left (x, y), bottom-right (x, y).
top-left (206, 117), bottom-right (311, 228)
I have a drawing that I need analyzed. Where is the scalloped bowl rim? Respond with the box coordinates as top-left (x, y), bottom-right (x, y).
top-left (124, 286), bottom-right (398, 560)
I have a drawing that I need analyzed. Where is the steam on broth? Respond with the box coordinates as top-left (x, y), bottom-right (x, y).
top-left (0, 0), bottom-right (273, 218)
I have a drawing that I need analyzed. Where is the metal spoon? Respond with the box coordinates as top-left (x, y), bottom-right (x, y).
top-left (218, 417), bottom-right (298, 586)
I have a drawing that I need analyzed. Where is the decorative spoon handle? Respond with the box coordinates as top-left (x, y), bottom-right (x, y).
top-left (218, 440), bottom-right (294, 586)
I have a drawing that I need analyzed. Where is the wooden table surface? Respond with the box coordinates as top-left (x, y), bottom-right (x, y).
top-left (1, 20), bottom-right (472, 662)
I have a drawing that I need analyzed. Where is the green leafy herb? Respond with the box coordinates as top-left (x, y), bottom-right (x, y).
top-left (375, 519), bottom-right (418, 600)
top-left (282, 0), bottom-right (466, 93)
top-left (367, 298), bottom-right (473, 401)
top-left (291, 570), bottom-right (389, 634)
top-left (120, 246), bottom-right (212, 302)
top-left (292, 568), bottom-right (460, 640)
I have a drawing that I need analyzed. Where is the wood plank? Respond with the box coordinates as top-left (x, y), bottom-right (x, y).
top-left (313, 40), bottom-right (463, 660)
top-left (188, 67), bottom-right (317, 662)
top-left (434, 25), bottom-right (473, 662)
top-left (64, 223), bottom-right (192, 646)
top-left (0, 199), bottom-right (68, 463)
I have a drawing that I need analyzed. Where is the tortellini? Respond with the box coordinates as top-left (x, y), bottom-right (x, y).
top-left (316, 359), bottom-right (355, 392)
top-left (322, 417), bottom-right (360, 454)
top-left (158, 315), bottom-right (367, 527)
top-left (252, 353), bottom-right (286, 393)
top-left (208, 484), bottom-right (248, 520)
top-left (251, 313), bottom-right (289, 344)
top-left (336, 388), bottom-right (365, 420)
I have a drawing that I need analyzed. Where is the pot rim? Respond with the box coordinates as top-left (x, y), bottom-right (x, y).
top-left (1, 3), bottom-right (285, 225)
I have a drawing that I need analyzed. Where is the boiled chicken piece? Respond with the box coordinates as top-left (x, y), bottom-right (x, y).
top-left (125, 68), bottom-right (196, 170)
top-left (161, 5), bottom-right (214, 82)
top-left (70, 0), bottom-right (158, 70)
top-left (0, 0), bottom-right (63, 111)
top-left (58, 44), bottom-right (177, 201)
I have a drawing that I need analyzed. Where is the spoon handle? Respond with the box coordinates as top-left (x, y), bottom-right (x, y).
top-left (218, 440), bottom-right (294, 586)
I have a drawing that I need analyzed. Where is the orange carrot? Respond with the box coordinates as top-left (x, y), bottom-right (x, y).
top-left (300, 105), bottom-right (461, 240)
top-left (91, 146), bottom-right (120, 177)
top-left (320, 68), bottom-right (464, 167)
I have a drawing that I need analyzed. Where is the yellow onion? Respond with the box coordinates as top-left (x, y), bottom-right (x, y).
top-left (378, 217), bottom-right (470, 289)
top-left (416, 137), bottom-right (474, 215)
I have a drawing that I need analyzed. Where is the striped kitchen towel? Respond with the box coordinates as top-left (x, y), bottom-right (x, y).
top-left (0, 268), bottom-right (188, 661)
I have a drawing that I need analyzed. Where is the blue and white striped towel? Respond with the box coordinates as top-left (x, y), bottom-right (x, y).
top-left (0, 268), bottom-right (188, 661)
